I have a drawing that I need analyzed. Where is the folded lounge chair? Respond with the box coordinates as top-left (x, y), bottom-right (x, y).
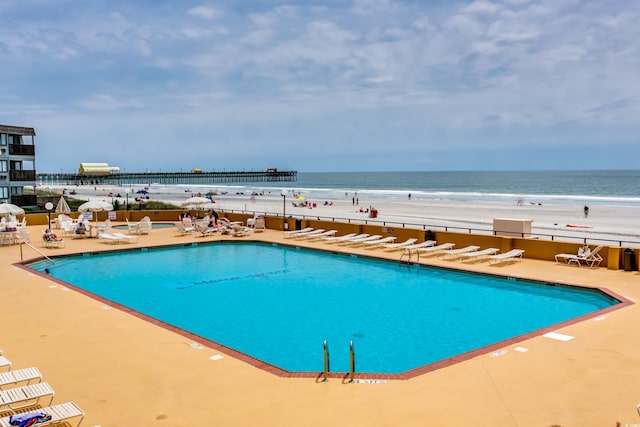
top-left (0, 367), bottom-right (42, 388)
top-left (460, 247), bottom-right (500, 263)
top-left (489, 249), bottom-right (525, 265)
top-left (0, 402), bottom-right (84, 427)
top-left (555, 245), bottom-right (603, 268)
top-left (443, 246), bottom-right (480, 260)
top-left (0, 382), bottom-right (55, 410)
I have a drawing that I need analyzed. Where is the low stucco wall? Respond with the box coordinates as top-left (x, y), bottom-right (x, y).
top-left (19, 211), bottom-right (636, 270)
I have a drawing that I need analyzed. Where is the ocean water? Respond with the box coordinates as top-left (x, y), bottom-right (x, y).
top-left (158, 170), bottom-right (640, 208)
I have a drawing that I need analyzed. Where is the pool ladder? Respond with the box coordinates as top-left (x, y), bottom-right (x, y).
top-left (400, 248), bottom-right (419, 263)
top-left (321, 339), bottom-right (356, 382)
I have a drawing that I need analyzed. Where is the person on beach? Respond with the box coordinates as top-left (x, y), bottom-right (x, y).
top-left (584, 206), bottom-right (589, 218)
top-left (408, 193), bottom-right (411, 200)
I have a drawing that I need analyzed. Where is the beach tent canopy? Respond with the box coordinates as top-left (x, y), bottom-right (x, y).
top-left (78, 163), bottom-right (120, 175)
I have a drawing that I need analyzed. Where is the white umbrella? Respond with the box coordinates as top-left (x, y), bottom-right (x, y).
top-left (181, 197), bottom-right (214, 208)
top-left (55, 196), bottom-right (71, 214)
top-left (78, 200), bottom-right (114, 213)
top-left (0, 202), bottom-right (24, 217)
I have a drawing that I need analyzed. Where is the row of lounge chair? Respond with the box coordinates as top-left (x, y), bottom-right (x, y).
top-left (285, 229), bottom-right (526, 265)
top-left (0, 351), bottom-right (84, 427)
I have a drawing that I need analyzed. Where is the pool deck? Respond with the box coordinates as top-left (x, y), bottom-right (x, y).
top-left (2, 225), bottom-right (640, 426)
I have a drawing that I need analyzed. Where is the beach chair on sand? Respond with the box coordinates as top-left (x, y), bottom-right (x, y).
top-left (0, 402), bottom-right (84, 427)
top-left (443, 246), bottom-right (480, 260)
top-left (489, 249), bottom-right (525, 265)
top-left (555, 245), bottom-right (603, 268)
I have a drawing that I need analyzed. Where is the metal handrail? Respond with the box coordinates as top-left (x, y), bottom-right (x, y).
top-left (349, 340), bottom-right (355, 383)
top-left (322, 339), bottom-right (330, 382)
top-left (19, 241), bottom-right (54, 264)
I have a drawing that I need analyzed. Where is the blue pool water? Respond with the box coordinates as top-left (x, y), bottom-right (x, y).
top-left (28, 243), bottom-right (618, 374)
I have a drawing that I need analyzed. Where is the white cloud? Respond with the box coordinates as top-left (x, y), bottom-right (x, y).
top-left (187, 5), bottom-right (219, 20)
top-left (1, 0), bottom-right (639, 171)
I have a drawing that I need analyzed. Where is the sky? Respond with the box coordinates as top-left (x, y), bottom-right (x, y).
top-left (1, 0), bottom-right (639, 173)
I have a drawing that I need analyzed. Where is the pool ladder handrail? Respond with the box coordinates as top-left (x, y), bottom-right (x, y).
top-left (400, 248), bottom-right (419, 263)
top-left (322, 339), bottom-right (330, 382)
top-left (349, 340), bottom-right (355, 383)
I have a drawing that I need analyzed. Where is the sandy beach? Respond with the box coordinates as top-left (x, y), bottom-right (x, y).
top-left (48, 183), bottom-right (640, 245)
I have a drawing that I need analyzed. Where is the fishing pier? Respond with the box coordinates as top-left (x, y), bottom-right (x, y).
top-left (37, 169), bottom-right (297, 186)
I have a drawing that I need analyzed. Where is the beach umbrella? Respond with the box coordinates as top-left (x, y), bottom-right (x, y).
top-left (136, 189), bottom-right (149, 195)
top-left (78, 200), bottom-right (114, 213)
top-left (0, 202), bottom-right (24, 217)
top-left (78, 200), bottom-right (113, 227)
top-left (181, 197), bottom-right (214, 208)
top-left (55, 196), bottom-right (71, 214)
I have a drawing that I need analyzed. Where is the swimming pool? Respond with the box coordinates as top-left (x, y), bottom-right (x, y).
top-left (28, 242), bottom-right (620, 376)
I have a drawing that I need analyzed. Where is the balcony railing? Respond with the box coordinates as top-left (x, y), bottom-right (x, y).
top-left (9, 170), bottom-right (36, 181)
top-left (10, 194), bottom-right (37, 206)
top-left (8, 144), bottom-right (35, 156)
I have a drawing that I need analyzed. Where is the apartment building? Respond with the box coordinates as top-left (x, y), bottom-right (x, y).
top-left (0, 124), bottom-right (37, 206)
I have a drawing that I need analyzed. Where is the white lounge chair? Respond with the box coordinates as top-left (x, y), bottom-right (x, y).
top-left (0, 356), bottom-right (10, 371)
top-left (174, 222), bottom-right (196, 236)
top-left (0, 382), bottom-right (55, 410)
top-left (283, 227), bottom-right (313, 238)
top-left (292, 229), bottom-right (325, 239)
top-left (112, 232), bottom-right (139, 243)
top-left (342, 235), bottom-right (382, 246)
top-left (305, 230), bottom-right (338, 241)
top-left (362, 236), bottom-right (397, 248)
top-left (323, 233), bottom-right (358, 243)
top-left (98, 233), bottom-right (122, 244)
top-left (0, 367), bottom-right (42, 388)
top-left (0, 402), bottom-right (84, 427)
top-left (400, 240), bottom-right (437, 251)
top-left (489, 249), bottom-right (525, 265)
top-left (253, 218), bottom-right (266, 232)
top-left (555, 245), bottom-right (604, 268)
top-left (383, 238), bottom-right (418, 251)
top-left (460, 247), bottom-right (500, 263)
top-left (416, 243), bottom-right (455, 256)
top-left (443, 246), bottom-right (480, 260)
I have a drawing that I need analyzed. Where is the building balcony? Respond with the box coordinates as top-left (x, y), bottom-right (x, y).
top-left (8, 144), bottom-right (36, 156)
top-left (9, 170), bottom-right (36, 181)
top-left (10, 194), bottom-right (37, 207)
